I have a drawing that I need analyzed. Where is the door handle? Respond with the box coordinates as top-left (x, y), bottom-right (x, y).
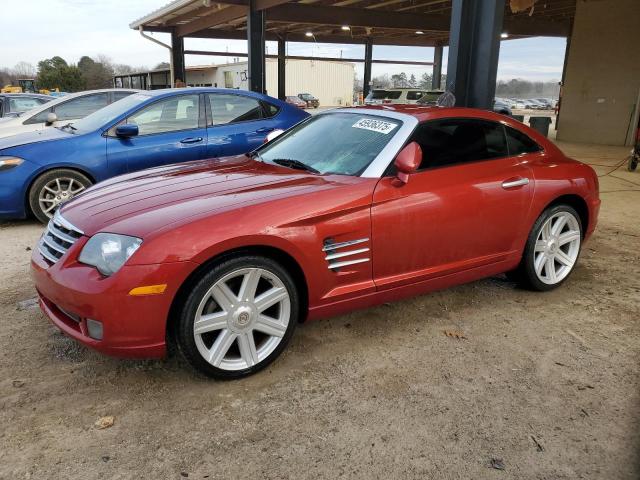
top-left (256, 127), bottom-right (274, 133)
top-left (180, 137), bottom-right (203, 144)
top-left (502, 177), bottom-right (529, 189)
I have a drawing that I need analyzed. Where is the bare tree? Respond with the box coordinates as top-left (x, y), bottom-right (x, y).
top-left (13, 61), bottom-right (36, 78)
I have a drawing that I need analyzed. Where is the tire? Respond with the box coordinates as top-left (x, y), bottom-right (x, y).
top-left (628, 154), bottom-right (638, 172)
top-left (511, 204), bottom-right (583, 291)
top-left (28, 169), bottom-right (92, 224)
top-left (175, 255), bottom-right (299, 379)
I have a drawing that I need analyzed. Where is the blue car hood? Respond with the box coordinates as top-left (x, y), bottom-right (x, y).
top-left (0, 127), bottom-right (73, 151)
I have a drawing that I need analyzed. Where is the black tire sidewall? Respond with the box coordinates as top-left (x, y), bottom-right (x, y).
top-left (175, 255), bottom-right (299, 379)
top-left (28, 169), bottom-right (92, 224)
top-left (521, 204), bottom-right (583, 291)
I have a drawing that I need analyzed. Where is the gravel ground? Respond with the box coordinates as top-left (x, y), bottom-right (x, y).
top-left (0, 140), bottom-right (638, 479)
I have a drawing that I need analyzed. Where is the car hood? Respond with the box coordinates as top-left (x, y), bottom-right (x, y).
top-left (60, 156), bottom-right (364, 238)
top-left (0, 126), bottom-right (72, 150)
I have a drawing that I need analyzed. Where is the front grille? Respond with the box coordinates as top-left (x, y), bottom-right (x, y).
top-left (38, 211), bottom-right (84, 265)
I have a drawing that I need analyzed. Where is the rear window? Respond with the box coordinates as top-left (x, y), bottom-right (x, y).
top-left (368, 90), bottom-right (389, 99)
top-left (406, 91), bottom-right (425, 100)
top-left (506, 126), bottom-right (542, 155)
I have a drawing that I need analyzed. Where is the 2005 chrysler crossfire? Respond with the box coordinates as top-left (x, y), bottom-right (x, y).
top-left (31, 105), bottom-right (600, 379)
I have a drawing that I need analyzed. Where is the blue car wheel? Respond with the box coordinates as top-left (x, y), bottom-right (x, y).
top-left (28, 168), bottom-right (93, 223)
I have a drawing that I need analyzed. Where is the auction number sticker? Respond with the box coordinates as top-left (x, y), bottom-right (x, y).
top-left (352, 118), bottom-right (398, 134)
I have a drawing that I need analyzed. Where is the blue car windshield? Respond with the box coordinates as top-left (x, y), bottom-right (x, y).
top-left (70, 93), bottom-right (152, 133)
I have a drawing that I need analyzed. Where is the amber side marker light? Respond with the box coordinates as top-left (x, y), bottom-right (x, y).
top-left (129, 284), bottom-right (168, 296)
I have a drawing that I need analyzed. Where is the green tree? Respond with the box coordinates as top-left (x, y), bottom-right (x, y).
top-left (409, 73), bottom-right (417, 88)
top-left (78, 55), bottom-right (114, 89)
top-left (37, 56), bottom-right (84, 92)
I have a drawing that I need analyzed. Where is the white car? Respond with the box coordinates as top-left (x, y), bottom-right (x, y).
top-left (0, 89), bottom-right (138, 139)
top-left (364, 88), bottom-right (432, 105)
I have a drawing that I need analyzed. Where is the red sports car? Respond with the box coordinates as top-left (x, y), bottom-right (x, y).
top-left (31, 106), bottom-right (600, 379)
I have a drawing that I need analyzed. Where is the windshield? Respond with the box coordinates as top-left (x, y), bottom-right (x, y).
top-left (70, 93), bottom-right (151, 132)
top-left (258, 113), bottom-right (402, 176)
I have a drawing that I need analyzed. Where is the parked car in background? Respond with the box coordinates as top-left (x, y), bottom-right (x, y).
top-left (30, 105), bottom-right (600, 378)
top-left (365, 88), bottom-right (432, 105)
top-left (0, 88), bottom-right (309, 222)
top-left (0, 93), bottom-right (53, 118)
top-left (297, 93), bottom-right (319, 108)
top-left (285, 95), bottom-right (307, 109)
top-left (0, 89), bottom-right (138, 139)
top-left (533, 98), bottom-right (555, 109)
top-left (493, 99), bottom-right (513, 116)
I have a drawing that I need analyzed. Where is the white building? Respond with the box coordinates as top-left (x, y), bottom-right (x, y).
top-left (115, 58), bottom-right (355, 107)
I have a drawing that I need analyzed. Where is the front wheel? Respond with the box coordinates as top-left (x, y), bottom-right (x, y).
top-left (28, 169), bottom-right (92, 223)
top-left (628, 153), bottom-right (638, 172)
top-left (175, 255), bottom-right (299, 379)
top-left (511, 205), bottom-right (583, 291)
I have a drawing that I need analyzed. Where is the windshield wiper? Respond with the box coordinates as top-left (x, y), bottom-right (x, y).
top-left (272, 158), bottom-right (320, 174)
top-left (245, 150), bottom-right (263, 162)
top-left (58, 123), bottom-right (77, 132)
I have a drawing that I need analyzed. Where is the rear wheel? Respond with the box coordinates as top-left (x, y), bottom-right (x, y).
top-left (628, 154), bottom-right (638, 172)
top-left (175, 255), bottom-right (298, 379)
top-left (28, 169), bottom-right (92, 223)
top-left (511, 204), bottom-right (583, 291)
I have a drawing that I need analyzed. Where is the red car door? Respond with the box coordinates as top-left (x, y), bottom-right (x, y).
top-left (371, 118), bottom-right (535, 290)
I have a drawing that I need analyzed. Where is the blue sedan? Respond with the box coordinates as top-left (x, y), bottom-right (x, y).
top-left (0, 88), bottom-right (309, 222)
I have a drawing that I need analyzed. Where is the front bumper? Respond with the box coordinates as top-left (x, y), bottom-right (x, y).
top-left (31, 244), bottom-right (197, 358)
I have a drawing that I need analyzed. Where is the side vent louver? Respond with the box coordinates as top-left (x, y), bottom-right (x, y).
top-left (323, 238), bottom-right (370, 271)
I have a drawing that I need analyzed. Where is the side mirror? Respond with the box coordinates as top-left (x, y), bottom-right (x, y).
top-left (265, 129), bottom-right (284, 143)
top-left (394, 141), bottom-right (422, 184)
top-left (115, 124), bottom-right (139, 138)
top-left (45, 112), bottom-right (57, 125)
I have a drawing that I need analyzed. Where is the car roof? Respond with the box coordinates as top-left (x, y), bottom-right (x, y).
top-left (335, 104), bottom-right (524, 123)
top-left (0, 93), bottom-right (53, 99)
top-left (18, 89), bottom-right (140, 115)
top-left (140, 87), bottom-right (277, 100)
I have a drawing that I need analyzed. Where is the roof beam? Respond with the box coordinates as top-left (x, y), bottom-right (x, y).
top-left (266, 4), bottom-right (450, 30)
top-left (176, 5), bottom-right (248, 36)
top-left (185, 28), bottom-right (439, 46)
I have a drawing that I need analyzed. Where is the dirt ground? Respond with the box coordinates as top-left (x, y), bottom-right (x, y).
top-left (1, 140), bottom-right (638, 479)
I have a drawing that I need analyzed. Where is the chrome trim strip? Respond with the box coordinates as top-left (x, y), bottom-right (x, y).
top-left (42, 235), bottom-right (66, 254)
top-left (316, 108), bottom-right (419, 179)
top-left (47, 222), bottom-right (77, 244)
top-left (38, 241), bottom-right (60, 264)
top-left (53, 210), bottom-right (84, 236)
top-left (325, 247), bottom-right (370, 261)
top-left (322, 238), bottom-right (369, 252)
top-left (328, 258), bottom-right (370, 270)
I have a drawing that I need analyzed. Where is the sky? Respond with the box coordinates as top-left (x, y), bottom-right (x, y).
top-left (0, 0), bottom-right (567, 82)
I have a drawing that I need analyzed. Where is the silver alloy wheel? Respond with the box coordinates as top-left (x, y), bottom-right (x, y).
top-left (533, 211), bottom-right (581, 285)
top-left (193, 267), bottom-right (291, 371)
top-left (38, 177), bottom-right (86, 218)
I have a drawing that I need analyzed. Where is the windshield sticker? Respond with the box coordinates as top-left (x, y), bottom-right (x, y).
top-left (352, 118), bottom-right (397, 134)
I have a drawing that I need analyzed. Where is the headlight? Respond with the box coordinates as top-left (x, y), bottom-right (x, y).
top-left (0, 156), bottom-right (24, 171)
top-left (78, 233), bottom-right (142, 276)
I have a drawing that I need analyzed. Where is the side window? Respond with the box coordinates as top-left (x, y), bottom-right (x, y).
top-left (9, 97), bottom-right (44, 113)
top-left (505, 126), bottom-right (542, 156)
top-left (23, 107), bottom-right (52, 125)
top-left (54, 93), bottom-right (109, 121)
top-left (262, 101), bottom-right (280, 118)
top-left (406, 91), bottom-right (424, 101)
top-left (410, 118), bottom-right (508, 169)
top-left (113, 91), bottom-right (134, 102)
top-left (127, 94), bottom-right (200, 135)
top-left (209, 94), bottom-right (263, 125)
